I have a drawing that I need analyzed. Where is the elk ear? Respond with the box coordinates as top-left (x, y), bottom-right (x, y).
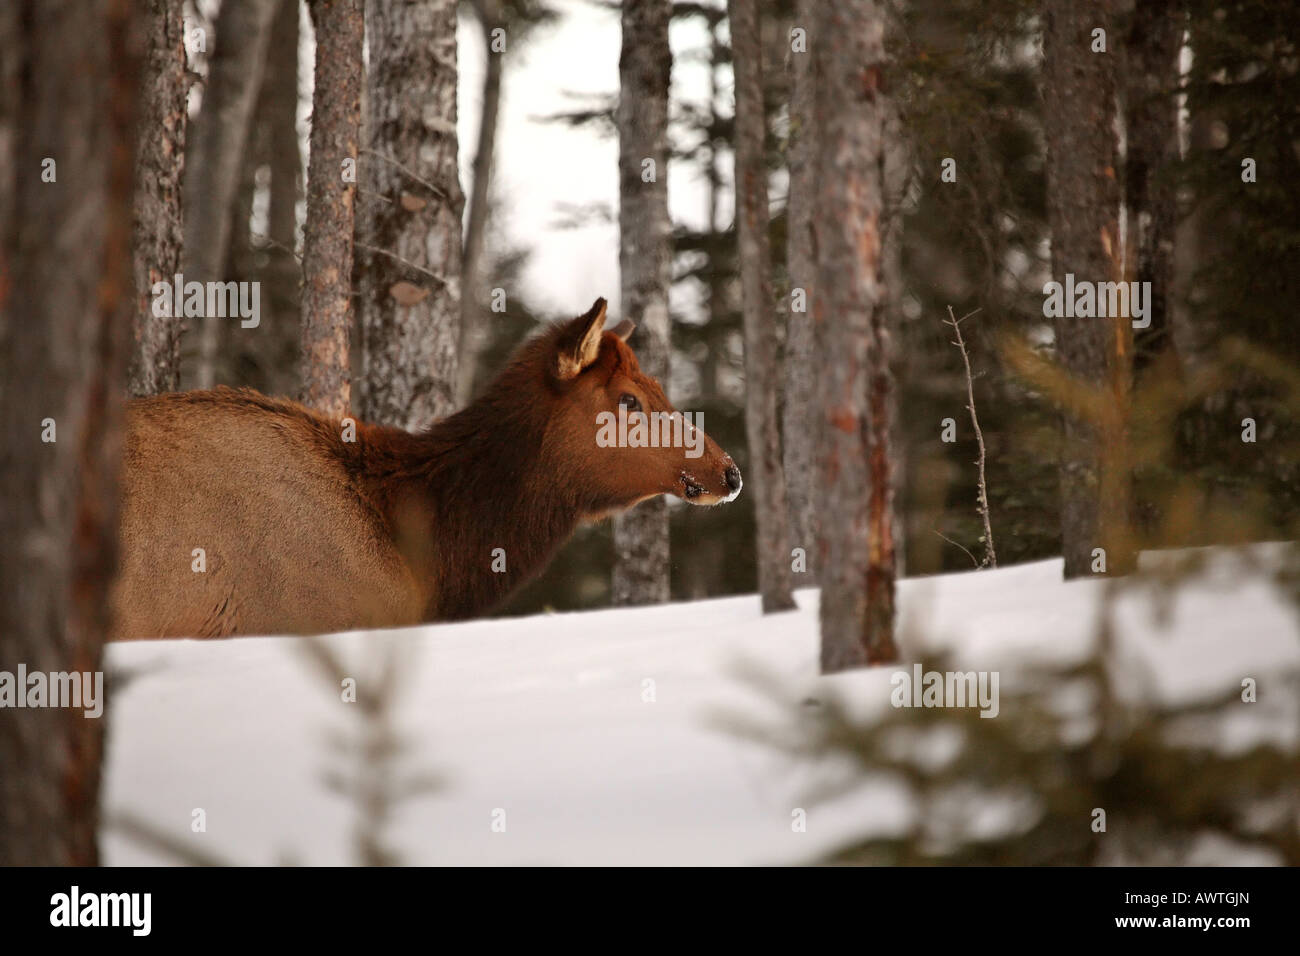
top-left (609, 318), bottom-right (635, 341)
top-left (554, 297), bottom-right (608, 380)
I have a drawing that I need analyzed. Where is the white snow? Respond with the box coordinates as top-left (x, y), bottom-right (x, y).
top-left (100, 546), bottom-right (1299, 866)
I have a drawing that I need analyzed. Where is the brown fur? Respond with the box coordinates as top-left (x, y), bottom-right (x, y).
top-left (112, 300), bottom-right (739, 639)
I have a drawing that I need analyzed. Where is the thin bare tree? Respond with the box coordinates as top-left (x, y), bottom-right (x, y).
top-left (247, 0), bottom-right (303, 399)
top-left (183, 0), bottom-right (280, 389)
top-left (730, 0), bottom-right (796, 613)
top-left (783, 0), bottom-right (818, 574)
top-left (945, 307), bottom-right (996, 568)
top-left (457, 0), bottom-right (506, 403)
top-left (218, 0), bottom-right (303, 398)
top-left (611, 0), bottom-right (673, 605)
top-left (301, 0), bottom-right (363, 419)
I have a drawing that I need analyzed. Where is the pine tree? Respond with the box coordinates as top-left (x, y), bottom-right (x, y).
top-left (611, 0), bottom-right (673, 605)
top-left (1042, 0), bottom-right (1134, 578)
top-left (813, 0), bottom-right (898, 668)
top-left (730, 0), bottom-right (795, 613)
top-left (783, 0), bottom-right (818, 571)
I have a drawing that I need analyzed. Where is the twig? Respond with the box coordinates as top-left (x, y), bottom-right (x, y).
top-left (355, 242), bottom-right (449, 287)
top-left (933, 528), bottom-right (980, 569)
top-left (105, 811), bottom-right (237, 867)
top-left (944, 305), bottom-right (997, 568)
top-left (249, 232), bottom-right (302, 263)
top-left (360, 148), bottom-right (447, 199)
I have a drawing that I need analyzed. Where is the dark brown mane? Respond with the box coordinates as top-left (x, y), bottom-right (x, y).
top-left (353, 323), bottom-right (590, 619)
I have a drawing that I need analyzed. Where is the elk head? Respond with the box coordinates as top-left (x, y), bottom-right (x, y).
top-left (545, 297), bottom-right (742, 515)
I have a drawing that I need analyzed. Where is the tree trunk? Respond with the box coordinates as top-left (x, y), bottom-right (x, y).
top-left (1125, 0), bottom-right (1182, 380)
top-left (812, 0), bottom-right (898, 669)
top-left (701, 13), bottom-right (724, 407)
top-left (783, 0), bottom-right (819, 576)
top-left (129, 0), bottom-right (187, 396)
top-left (184, 0), bottom-right (280, 389)
top-left (0, 0), bottom-right (139, 866)
top-left (730, 0), bottom-right (796, 613)
top-left (1042, 0), bottom-right (1134, 578)
top-left (611, 0), bottom-right (673, 606)
top-left (1124, 0), bottom-right (1184, 541)
top-left (358, 0), bottom-right (463, 431)
top-left (882, 67), bottom-right (909, 578)
top-left (457, 0), bottom-right (505, 404)
top-left (254, 0), bottom-right (302, 398)
top-left (226, 0), bottom-right (301, 398)
top-left (301, 0), bottom-right (362, 419)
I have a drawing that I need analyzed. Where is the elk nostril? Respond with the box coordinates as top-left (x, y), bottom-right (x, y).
top-left (724, 464), bottom-right (742, 492)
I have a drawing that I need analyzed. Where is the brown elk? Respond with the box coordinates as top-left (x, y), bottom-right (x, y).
top-left (111, 298), bottom-right (742, 640)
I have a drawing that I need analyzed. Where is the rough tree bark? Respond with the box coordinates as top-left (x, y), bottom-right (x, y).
top-left (184, 0), bottom-right (280, 388)
top-left (730, 0), bottom-right (796, 613)
top-left (782, 0), bottom-right (819, 574)
top-left (813, 0), bottom-right (898, 669)
top-left (0, 0), bottom-right (139, 866)
top-left (1042, 0), bottom-right (1134, 578)
top-left (358, 0), bottom-right (463, 431)
top-left (457, 0), bottom-right (505, 403)
top-left (301, 0), bottom-right (363, 419)
top-left (611, 0), bottom-right (673, 606)
top-left (129, 0), bottom-right (187, 396)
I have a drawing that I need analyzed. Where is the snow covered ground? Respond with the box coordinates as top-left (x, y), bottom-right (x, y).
top-left (100, 547), bottom-right (1299, 866)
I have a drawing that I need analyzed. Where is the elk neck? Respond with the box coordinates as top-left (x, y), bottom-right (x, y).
top-left (355, 368), bottom-right (591, 622)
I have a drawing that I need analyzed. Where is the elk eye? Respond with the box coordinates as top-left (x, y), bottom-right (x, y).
top-left (619, 393), bottom-right (642, 412)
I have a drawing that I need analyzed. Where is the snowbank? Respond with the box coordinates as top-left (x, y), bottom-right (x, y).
top-left (101, 548), bottom-right (1299, 865)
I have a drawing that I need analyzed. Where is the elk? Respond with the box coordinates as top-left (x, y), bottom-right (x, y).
top-left (112, 299), bottom-right (742, 640)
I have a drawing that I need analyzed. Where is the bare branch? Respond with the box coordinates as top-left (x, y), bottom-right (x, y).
top-left (933, 528), bottom-right (981, 569)
top-left (249, 232), bottom-right (302, 263)
top-left (105, 812), bottom-right (237, 866)
top-left (360, 147), bottom-right (447, 199)
top-left (356, 242), bottom-right (449, 287)
top-left (944, 305), bottom-right (998, 568)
